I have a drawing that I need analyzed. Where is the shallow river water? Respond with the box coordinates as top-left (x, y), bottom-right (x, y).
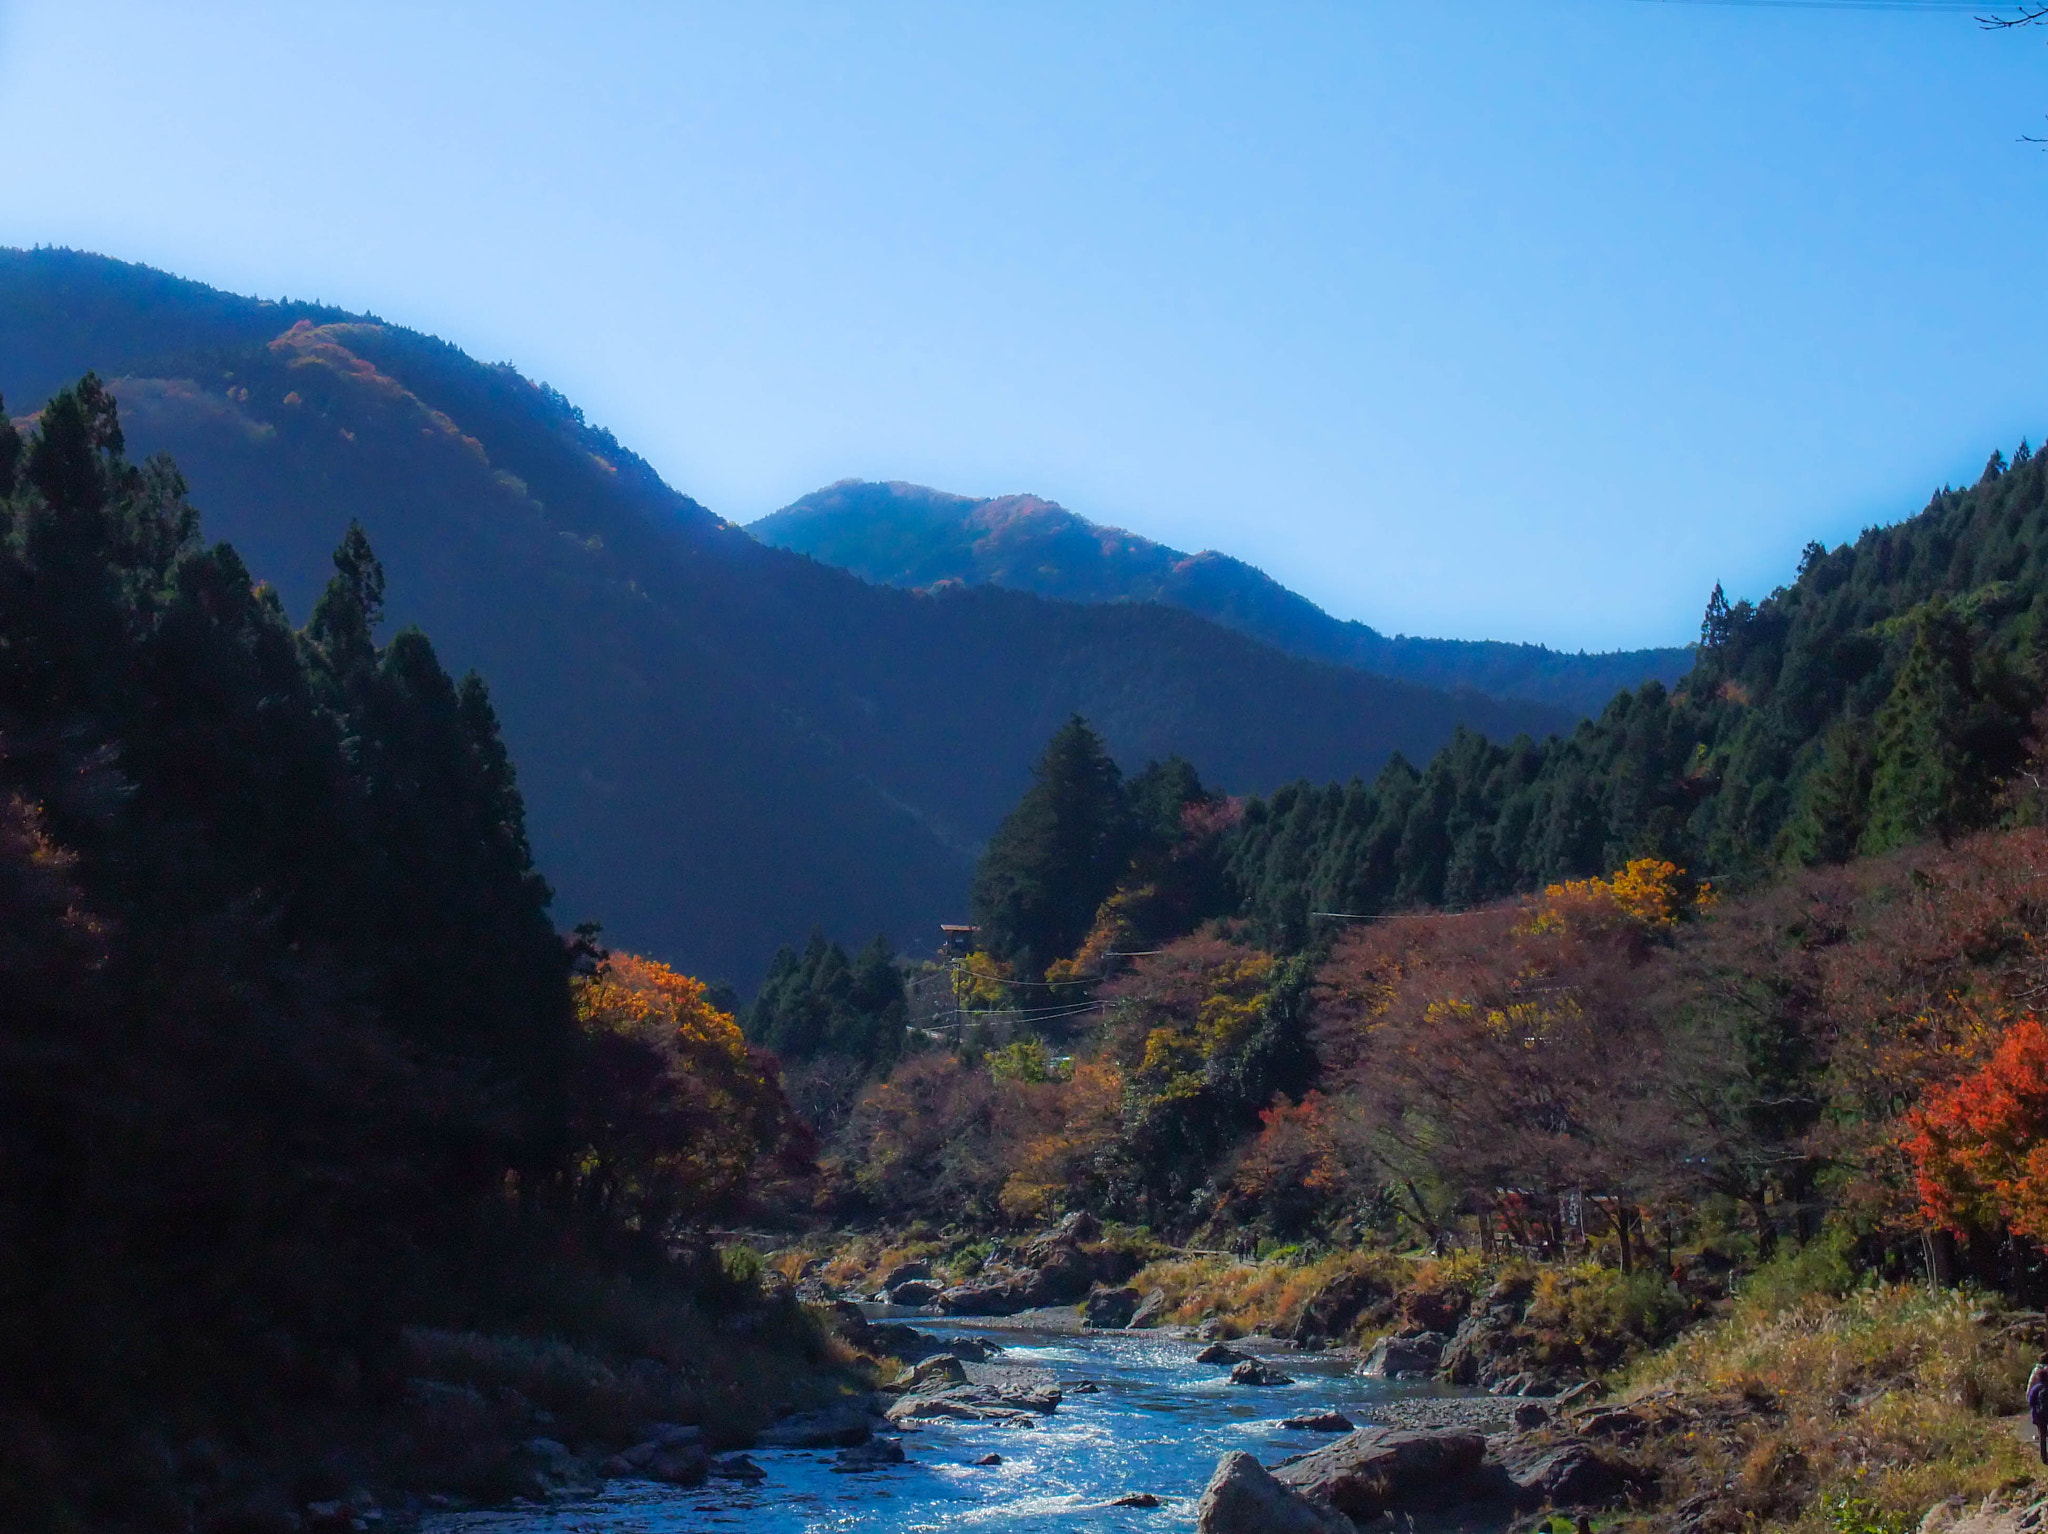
top-left (426, 1320), bottom-right (1480, 1534)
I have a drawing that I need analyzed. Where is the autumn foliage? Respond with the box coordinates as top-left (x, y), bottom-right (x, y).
top-left (572, 952), bottom-right (811, 1230)
top-left (1904, 1015), bottom-right (2048, 1243)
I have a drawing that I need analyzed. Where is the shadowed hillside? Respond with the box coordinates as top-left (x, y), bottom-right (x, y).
top-left (752, 479), bottom-right (1691, 717)
top-left (0, 248), bottom-right (1572, 984)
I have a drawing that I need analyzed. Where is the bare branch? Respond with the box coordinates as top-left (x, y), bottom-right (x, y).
top-left (1979, 4), bottom-right (2048, 28)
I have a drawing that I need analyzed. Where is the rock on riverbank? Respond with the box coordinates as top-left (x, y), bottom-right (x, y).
top-left (936, 1212), bottom-right (1143, 1316)
top-left (1195, 1420), bottom-right (1639, 1533)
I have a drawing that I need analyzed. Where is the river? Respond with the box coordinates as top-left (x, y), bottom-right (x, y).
top-left (425, 1319), bottom-right (1494, 1534)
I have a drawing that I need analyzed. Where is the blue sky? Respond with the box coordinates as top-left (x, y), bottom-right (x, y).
top-left (1, 1), bottom-right (2043, 650)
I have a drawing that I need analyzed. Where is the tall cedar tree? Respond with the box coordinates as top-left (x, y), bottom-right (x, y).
top-left (970, 715), bottom-right (1134, 974)
top-left (0, 378), bottom-right (577, 1527)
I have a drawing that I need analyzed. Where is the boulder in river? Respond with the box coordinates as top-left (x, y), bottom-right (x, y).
top-left (1194, 1342), bottom-right (1248, 1366)
top-left (833, 1438), bottom-right (907, 1472)
top-left (938, 1274), bottom-right (1045, 1315)
top-left (887, 1279), bottom-right (944, 1306)
top-left (1271, 1427), bottom-right (1489, 1520)
top-left (642, 1440), bottom-right (711, 1486)
top-left (940, 1212), bottom-right (1140, 1315)
top-left (861, 1319), bottom-right (1002, 1364)
top-left (886, 1382), bottom-right (1061, 1425)
top-left (1498, 1436), bottom-right (1631, 1508)
top-left (1284, 1269), bottom-right (1396, 1345)
top-left (1112, 1492), bottom-right (1162, 1507)
top-left (1401, 1286), bottom-right (1471, 1334)
top-left (603, 1424), bottom-right (710, 1483)
top-left (828, 1300), bottom-right (883, 1352)
top-left (711, 1453), bottom-right (766, 1482)
top-left (1439, 1310), bottom-right (1530, 1385)
top-left (1230, 1359), bottom-right (1294, 1387)
top-left (1195, 1451), bottom-right (1352, 1534)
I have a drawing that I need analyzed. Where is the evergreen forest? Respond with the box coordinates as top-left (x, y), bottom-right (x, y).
top-left (0, 378), bottom-right (819, 1529)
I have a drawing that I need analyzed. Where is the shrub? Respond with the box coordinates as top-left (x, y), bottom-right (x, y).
top-left (1737, 1225), bottom-right (1861, 1312)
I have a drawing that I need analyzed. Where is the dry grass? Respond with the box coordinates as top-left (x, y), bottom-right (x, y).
top-left (1125, 1249), bottom-right (1415, 1337)
top-left (1612, 1285), bottom-right (2039, 1533)
top-left (767, 1233), bottom-right (963, 1292)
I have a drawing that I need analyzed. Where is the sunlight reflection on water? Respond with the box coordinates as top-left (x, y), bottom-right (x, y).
top-left (425, 1322), bottom-right (1474, 1534)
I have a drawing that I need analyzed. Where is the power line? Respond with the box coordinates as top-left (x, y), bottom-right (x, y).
top-left (955, 999), bottom-right (1110, 1019)
top-left (955, 967), bottom-right (1099, 987)
top-left (924, 1000), bottom-right (1110, 1031)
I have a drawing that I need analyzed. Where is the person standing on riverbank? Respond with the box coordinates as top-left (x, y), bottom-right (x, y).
top-left (2027, 1357), bottom-right (2048, 1464)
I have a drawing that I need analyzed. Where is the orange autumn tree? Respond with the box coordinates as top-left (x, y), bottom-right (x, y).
top-left (1902, 1014), bottom-right (2048, 1242)
top-left (571, 951), bottom-right (807, 1233)
top-left (998, 1059), bottom-right (1127, 1222)
top-left (1230, 1091), bottom-right (1361, 1236)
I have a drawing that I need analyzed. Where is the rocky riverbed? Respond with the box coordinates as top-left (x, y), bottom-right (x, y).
top-left (419, 1313), bottom-right (1552, 1533)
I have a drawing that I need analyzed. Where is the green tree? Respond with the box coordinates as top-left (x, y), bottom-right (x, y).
top-left (746, 930), bottom-right (907, 1074)
top-left (970, 715), bottom-right (1134, 973)
top-left (1861, 600), bottom-right (1988, 855)
top-left (1699, 581), bottom-right (1734, 651)
top-left (1783, 722), bottom-right (1872, 866)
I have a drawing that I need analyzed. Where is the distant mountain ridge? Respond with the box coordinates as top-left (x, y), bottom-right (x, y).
top-left (0, 248), bottom-right (1576, 986)
top-left (751, 480), bottom-right (1691, 717)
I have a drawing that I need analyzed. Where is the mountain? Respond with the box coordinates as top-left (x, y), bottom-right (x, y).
top-left (0, 249), bottom-right (1576, 986)
top-left (751, 479), bottom-right (1691, 717)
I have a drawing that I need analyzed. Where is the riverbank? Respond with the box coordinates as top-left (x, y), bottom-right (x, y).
top-left (159, 1270), bottom-right (886, 1532)
top-left (421, 1306), bottom-right (1520, 1534)
top-left (763, 1226), bottom-right (2048, 1534)
top-left (780, 1228), bottom-right (1712, 1394)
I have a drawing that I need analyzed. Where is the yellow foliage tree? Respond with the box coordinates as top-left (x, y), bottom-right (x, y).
top-left (951, 948), bottom-right (1015, 1010)
top-left (1523, 857), bottom-right (1711, 937)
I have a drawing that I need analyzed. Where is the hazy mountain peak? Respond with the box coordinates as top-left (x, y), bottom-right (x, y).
top-left (753, 480), bottom-right (1691, 716)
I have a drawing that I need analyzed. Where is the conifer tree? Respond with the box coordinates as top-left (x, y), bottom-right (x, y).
top-left (1699, 582), bottom-right (1734, 651)
top-left (1784, 722), bottom-right (1872, 865)
top-left (0, 394), bottom-right (18, 500)
top-left (1861, 600), bottom-right (1979, 855)
top-left (970, 715), bottom-right (1134, 974)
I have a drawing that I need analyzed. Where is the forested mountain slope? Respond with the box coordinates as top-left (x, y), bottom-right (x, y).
top-left (1223, 441), bottom-right (2048, 945)
top-left (752, 478), bottom-right (1691, 717)
top-left (0, 248), bottom-right (1570, 984)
